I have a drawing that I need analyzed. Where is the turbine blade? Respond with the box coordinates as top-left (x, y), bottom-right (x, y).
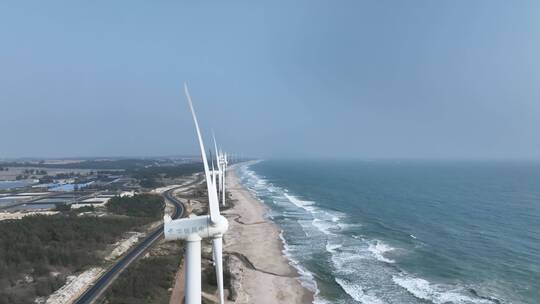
top-left (184, 83), bottom-right (220, 222)
top-left (212, 131), bottom-right (221, 171)
top-left (212, 166), bottom-right (217, 189)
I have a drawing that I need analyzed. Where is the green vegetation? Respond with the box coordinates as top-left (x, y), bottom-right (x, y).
top-left (128, 163), bottom-right (201, 189)
top-left (106, 194), bottom-right (164, 219)
top-left (128, 163), bottom-right (201, 179)
top-left (22, 169), bottom-right (47, 175)
top-left (13, 169), bottom-right (49, 180)
top-left (0, 159), bottom-right (160, 170)
top-left (102, 254), bottom-right (181, 304)
top-left (38, 175), bottom-right (54, 184)
top-left (0, 214), bottom-right (149, 304)
top-left (54, 203), bottom-right (72, 212)
top-left (72, 205), bottom-right (96, 213)
top-left (138, 177), bottom-right (163, 188)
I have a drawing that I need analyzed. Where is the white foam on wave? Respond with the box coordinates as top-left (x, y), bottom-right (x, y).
top-left (313, 299), bottom-right (334, 304)
top-left (367, 240), bottom-right (396, 264)
top-left (284, 193), bottom-right (316, 211)
top-left (278, 230), bottom-right (320, 295)
top-left (330, 249), bottom-right (368, 276)
top-left (338, 222), bottom-right (362, 231)
top-left (312, 218), bottom-right (334, 235)
top-left (325, 241), bottom-right (343, 253)
top-left (335, 278), bottom-right (386, 304)
top-left (283, 193), bottom-right (348, 238)
top-left (392, 275), bottom-right (496, 304)
top-left (267, 185), bottom-right (278, 193)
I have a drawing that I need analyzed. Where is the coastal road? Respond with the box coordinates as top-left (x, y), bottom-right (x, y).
top-left (74, 177), bottom-right (200, 304)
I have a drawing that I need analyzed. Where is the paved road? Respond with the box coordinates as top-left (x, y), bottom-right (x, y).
top-left (74, 178), bottom-right (199, 304)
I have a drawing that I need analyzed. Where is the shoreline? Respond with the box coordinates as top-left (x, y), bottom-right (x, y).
top-left (223, 163), bottom-right (314, 303)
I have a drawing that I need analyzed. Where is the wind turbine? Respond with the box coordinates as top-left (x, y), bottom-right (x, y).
top-left (213, 134), bottom-right (229, 207)
top-left (220, 151), bottom-right (228, 207)
top-left (164, 84), bottom-right (229, 304)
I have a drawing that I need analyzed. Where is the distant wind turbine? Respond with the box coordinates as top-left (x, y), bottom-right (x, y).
top-left (212, 133), bottom-right (228, 207)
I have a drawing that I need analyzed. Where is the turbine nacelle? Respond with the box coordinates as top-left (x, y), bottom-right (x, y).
top-left (164, 214), bottom-right (228, 241)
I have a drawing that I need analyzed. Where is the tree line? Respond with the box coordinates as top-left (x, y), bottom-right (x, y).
top-left (128, 163), bottom-right (202, 189)
top-left (106, 194), bottom-right (164, 219)
top-left (103, 254), bottom-right (181, 304)
top-left (0, 215), bottom-right (149, 303)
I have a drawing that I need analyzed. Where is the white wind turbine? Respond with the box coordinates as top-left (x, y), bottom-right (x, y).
top-left (212, 134), bottom-right (228, 207)
top-left (220, 151), bottom-right (228, 206)
top-left (164, 84), bottom-right (229, 304)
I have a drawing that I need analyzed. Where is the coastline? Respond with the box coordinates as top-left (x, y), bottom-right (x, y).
top-left (224, 164), bottom-right (314, 304)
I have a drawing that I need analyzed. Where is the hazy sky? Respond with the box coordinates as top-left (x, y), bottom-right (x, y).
top-left (1, 1), bottom-right (540, 159)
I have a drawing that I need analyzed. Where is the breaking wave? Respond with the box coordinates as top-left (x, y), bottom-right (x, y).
top-left (392, 275), bottom-right (498, 304)
top-left (367, 240), bottom-right (396, 264)
top-left (335, 278), bottom-right (386, 304)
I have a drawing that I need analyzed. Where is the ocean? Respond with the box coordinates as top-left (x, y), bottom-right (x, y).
top-left (236, 160), bottom-right (540, 304)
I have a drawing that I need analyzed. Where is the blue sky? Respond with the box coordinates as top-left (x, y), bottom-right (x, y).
top-left (1, 1), bottom-right (539, 159)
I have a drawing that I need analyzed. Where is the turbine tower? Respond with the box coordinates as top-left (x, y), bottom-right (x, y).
top-left (164, 84), bottom-right (229, 304)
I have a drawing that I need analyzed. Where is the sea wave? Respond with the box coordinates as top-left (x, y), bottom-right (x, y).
top-left (392, 275), bottom-right (498, 304)
top-left (367, 240), bottom-right (396, 264)
top-left (325, 240), bottom-right (343, 253)
top-left (279, 230), bottom-right (319, 295)
top-left (338, 222), bottom-right (362, 231)
top-left (335, 278), bottom-right (386, 304)
top-left (284, 193), bottom-right (316, 211)
top-left (312, 218), bottom-right (335, 235)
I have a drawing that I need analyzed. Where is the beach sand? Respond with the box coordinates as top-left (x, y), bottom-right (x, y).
top-left (223, 166), bottom-right (313, 304)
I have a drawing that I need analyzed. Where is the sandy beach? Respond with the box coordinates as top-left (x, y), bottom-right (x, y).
top-left (223, 165), bottom-right (313, 304)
